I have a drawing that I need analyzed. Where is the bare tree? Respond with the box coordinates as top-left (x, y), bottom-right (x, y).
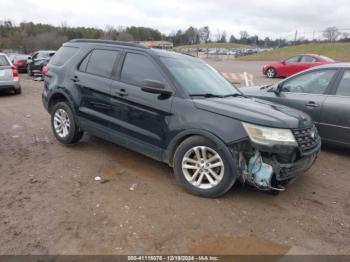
top-left (239, 30), bottom-right (249, 40)
top-left (229, 34), bottom-right (236, 43)
top-left (198, 26), bottom-right (210, 43)
top-left (215, 29), bottom-right (222, 42)
top-left (105, 25), bottom-right (118, 40)
top-left (342, 32), bottom-right (350, 39)
top-left (323, 27), bottom-right (341, 42)
top-left (117, 31), bottom-right (134, 41)
top-left (184, 26), bottom-right (199, 44)
top-left (219, 31), bottom-right (227, 43)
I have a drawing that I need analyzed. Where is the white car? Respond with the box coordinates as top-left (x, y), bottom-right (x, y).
top-left (0, 53), bottom-right (21, 94)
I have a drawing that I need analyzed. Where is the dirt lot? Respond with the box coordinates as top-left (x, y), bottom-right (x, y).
top-left (1, 61), bottom-right (350, 255)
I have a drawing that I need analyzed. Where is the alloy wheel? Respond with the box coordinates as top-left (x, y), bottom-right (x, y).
top-left (53, 108), bottom-right (71, 138)
top-left (267, 68), bottom-right (275, 78)
top-left (181, 146), bottom-right (224, 189)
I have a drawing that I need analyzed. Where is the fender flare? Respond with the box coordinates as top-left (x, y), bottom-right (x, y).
top-left (47, 89), bottom-right (76, 114)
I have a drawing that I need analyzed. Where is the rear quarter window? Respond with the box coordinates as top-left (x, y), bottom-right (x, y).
top-left (50, 47), bottom-right (79, 66)
top-left (0, 55), bottom-right (10, 66)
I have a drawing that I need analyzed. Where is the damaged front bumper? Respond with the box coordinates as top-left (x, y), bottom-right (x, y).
top-left (232, 135), bottom-right (321, 192)
top-left (263, 151), bottom-right (318, 182)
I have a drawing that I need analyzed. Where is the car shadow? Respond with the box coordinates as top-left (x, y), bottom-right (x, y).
top-left (0, 90), bottom-right (16, 97)
top-left (321, 143), bottom-right (350, 156)
top-left (73, 134), bottom-right (280, 199)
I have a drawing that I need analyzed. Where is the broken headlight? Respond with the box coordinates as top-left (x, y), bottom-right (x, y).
top-left (242, 122), bottom-right (297, 147)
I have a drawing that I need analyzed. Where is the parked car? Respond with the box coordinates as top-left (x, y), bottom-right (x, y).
top-left (0, 53), bottom-right (21, 94)
top-left (42, 39), bottom-right (321, 197)
top-left (241, 63), bottom-right (350, 147)
top-left (11, 54), bottom-right (30, 73)
top-left (263, 54), bottom-right (334, 78)
top-left (27, 50), bottom-right (56, 77)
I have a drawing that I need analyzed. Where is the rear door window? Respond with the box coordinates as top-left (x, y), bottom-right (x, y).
top-left (300, 56), bottom-right (317, 63)
top-left (285, 56), bottom-right (300, 64)
top-left (50, 46), bottom-right (79, 66)
top-left (79, 53), bottom-right (91, 72)
top-left (0, 55), bottom-right (10, 66)
top-left (336, 70), bottom-right (350, 96)
top-left (85, 49), bottom-right (120, 78)
top-left (121, 52), bottom-right (164, 86)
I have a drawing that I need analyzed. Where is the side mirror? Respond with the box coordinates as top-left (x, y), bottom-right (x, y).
top-left (280, 60), bottom-right (285, 64)
top-left (27, 57), bottom-right (32, 63)
top-left (141, 79), bottom-right (173, 96)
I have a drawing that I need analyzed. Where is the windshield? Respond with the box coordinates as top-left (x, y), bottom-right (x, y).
top-left (161, 56), bottom-right (240, 96)
top-left (16, 55), bottom-right (30, 61)
top-left (0, 55), bottom-right (10, 66)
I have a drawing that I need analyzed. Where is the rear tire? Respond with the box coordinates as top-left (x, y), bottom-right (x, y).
top-left (266, 68), bottom-right (276, 78)
top-left (173, 136), bottom-right (236, 198)
top-left (51, 102), bottom-right (83, 144)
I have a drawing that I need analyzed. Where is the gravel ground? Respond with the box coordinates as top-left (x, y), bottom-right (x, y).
top-left (0, 62), bottom-right (350, 255)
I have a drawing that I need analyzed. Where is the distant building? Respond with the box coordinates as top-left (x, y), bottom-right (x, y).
top-left (137, 41), bottom-right (173, 50)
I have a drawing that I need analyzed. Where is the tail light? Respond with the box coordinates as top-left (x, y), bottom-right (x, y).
top-left (11, 66), bottom-right (19, 78)
top-left (42, 66), bottom-right (48, 76)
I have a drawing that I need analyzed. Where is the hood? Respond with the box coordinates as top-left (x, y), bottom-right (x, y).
top-left (240, 85), bottom-right (268, 95)
top-left (193, 96), bottom-right (312, 129)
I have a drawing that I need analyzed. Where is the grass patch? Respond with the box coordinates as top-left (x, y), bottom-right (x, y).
top-left (238, 43), bottom-right (350, 61)
top-left (174, 43), bottom-right (251, 50)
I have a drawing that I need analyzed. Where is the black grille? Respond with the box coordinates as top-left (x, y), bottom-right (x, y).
top-left (292, 126), bottom-right (320, 153)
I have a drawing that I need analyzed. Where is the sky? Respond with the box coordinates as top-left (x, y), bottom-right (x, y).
top-left (2, 0), bottom-right (350, 40)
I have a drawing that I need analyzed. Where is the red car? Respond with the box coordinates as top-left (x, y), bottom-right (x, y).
top-left (262, 54), bottom-right (334, 78)
top-left (11, 54), bottom-right (30, 73)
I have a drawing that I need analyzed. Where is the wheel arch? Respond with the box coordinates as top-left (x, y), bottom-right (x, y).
top-left (47, 90), bottom-right (75, 114)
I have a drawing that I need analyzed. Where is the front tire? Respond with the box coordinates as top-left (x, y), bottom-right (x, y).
top-left (266, 68), bottom-right (276, 78)
top-left (51, 102), bottom-right (83, 144)
top-left (173, 136), bottom-right (236, 198)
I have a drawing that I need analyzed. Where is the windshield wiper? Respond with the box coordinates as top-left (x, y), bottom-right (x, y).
top-left (222, 93), bottom-right (247, 98)
top-left (189, 93), bottom-right (225, 98)
top-left (260, 84), bottom-right (272, 90)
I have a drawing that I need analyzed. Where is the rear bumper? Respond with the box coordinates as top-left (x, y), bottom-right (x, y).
top-left (16, 65), bottom-right (27, 72)
top-left (0, 79), bottom-right (20, 90)
top-left (42, 90), bottom-right (49, 112)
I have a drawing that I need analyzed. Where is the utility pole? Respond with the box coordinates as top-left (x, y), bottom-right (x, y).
top-left (294, 30), bottom-right (298, 44)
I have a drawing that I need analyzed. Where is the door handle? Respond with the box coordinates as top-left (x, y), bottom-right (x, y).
top-left (114, 89), bottom-right (128, 97)
top-left (71, 76), bottom-right (80, 83)
top-left (305, 101), bottom-right (319, 108)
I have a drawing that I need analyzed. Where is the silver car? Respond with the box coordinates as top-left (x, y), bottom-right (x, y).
top-left (0, 53), bottom-right (21, 94)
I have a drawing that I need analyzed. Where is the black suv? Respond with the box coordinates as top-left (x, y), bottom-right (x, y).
top-left (42, 39), bottom-right (321, 197)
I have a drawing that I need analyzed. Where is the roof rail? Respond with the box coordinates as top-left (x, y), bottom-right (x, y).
top-left (69, 39), bottom-right (146, 48)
